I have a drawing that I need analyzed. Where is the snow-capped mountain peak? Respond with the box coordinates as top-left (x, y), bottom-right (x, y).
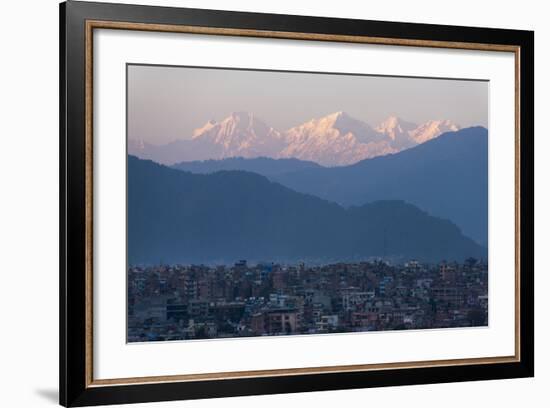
top-left (289, 112), bottom-right (380, 140)
top-left (190, 112), bottom-right (283, 158)
top-left (374, 116), bottom-right (461, 149)
top-left (374, 116), bottom-right (419, 150)
top-left (280, 112), bottom-right (392, 166)
top-left (324, 111), bottom-right (351, 124)
top-left (410, 119), bottom-right (460, 144)
top-left (375, 116), bottom-right (417, 139)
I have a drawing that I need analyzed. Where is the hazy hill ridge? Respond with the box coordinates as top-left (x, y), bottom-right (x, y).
top-left (172, 156), bottom-right (322, 177)
top-left (128, 155), bottom-right (486, 265)
top-left (272, 126), bottom-right (489, 245)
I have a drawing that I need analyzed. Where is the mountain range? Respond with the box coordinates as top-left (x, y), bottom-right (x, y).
top-left (128, 155), bottom-right (486, 265)
top-left (273, 126), bottom-right (488, 246)
top-left (129, 111), bottom-right (460, 166)
top-left (165, 127), bottom-right (488, 246)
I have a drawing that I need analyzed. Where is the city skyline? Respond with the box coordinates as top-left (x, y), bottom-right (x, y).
top-left (128, 259), bottom-right (488, 342)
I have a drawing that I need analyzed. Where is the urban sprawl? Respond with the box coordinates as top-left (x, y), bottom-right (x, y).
top-left (128, 259), bottom-right (488, 342)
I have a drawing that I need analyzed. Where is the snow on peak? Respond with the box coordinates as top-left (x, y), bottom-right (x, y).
top-left (410, 119), bottom-right (460, 144)
top-left (190, 112), bottom-right (283, 158)
top-left (192, 119), bottom-right (218, 138)
top-left (280, 112), bottom-right (391, 166)
top-left (376, 116), bottom-right (416, 134)
top-left (377, 115), bottom-right (400, 128)
top-left (326, 111), bottom-right (348, 121)
top-left (375, 116), bottom-right (461, 149)
top-left (182, 112), bottom-right (463, 166)
top-left (375, 116), bottom-right (418, 148)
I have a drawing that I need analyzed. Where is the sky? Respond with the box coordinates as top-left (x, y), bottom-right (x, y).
top-left (128, 64), bottom-right (488, 145)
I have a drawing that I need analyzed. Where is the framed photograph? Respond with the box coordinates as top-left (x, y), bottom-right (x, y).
top-left (60, 1), bottom-right (534, 406)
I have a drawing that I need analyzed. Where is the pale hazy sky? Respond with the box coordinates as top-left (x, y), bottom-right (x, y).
top-left (128, 64), bottom-right (488, 145)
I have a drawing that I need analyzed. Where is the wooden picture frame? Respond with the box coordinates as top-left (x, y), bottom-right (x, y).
top-left (60, 1), bottom-right (534, 406)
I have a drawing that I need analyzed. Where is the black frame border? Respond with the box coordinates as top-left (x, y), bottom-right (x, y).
top-left (60, 1), bottom-right (534, 406)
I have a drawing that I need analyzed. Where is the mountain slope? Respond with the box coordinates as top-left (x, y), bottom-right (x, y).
top-left (128, 155), bottom-right (486, 264)
top-left (172, 157), bottom-right (322, 177)
top-left (273, 126), bottom-right (488, 245)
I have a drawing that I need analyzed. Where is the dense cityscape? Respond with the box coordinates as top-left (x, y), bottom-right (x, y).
top-left (127, 259), bottom-right (488, 342)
